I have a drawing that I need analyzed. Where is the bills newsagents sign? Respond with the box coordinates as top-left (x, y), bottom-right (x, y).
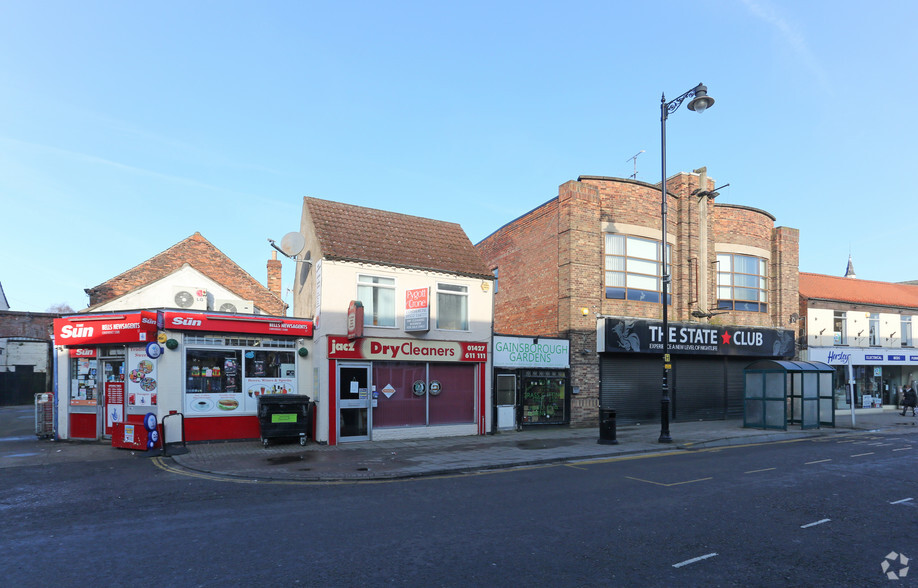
top-left (599, 318), bottom-right (794, 358)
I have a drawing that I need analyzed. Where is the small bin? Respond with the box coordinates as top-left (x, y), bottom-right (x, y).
top-left (598, 408), bottom-right (618, 445)
top-left (257, 395), bottom-right (313, 448)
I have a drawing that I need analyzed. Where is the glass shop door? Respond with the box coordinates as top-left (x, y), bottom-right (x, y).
top-left (338, 363), bottom-right (371, 441)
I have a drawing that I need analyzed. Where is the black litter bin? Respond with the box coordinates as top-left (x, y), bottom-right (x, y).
top-left (257, 394), bottom-right (314, 447)
top-left (598, 408), bottom-right (619, 445)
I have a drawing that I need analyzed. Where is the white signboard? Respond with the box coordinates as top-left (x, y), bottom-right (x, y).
top-left (493, 336), bottom-right (570, 369)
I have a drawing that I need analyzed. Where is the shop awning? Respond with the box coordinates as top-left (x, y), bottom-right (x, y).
top-left (54, 311), bottom-right (160, 346)
top-left (162, 311), bottom-right (313, 338)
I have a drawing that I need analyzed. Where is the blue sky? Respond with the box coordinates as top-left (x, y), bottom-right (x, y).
top-left (2, 0), bottom-right (916, 313)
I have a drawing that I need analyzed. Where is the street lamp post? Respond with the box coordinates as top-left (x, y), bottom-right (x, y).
top-left (658, 83), bottom-right (714, 444)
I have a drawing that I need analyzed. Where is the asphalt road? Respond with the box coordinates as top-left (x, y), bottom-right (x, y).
top-left (2, 425), bottom-right (915, 587)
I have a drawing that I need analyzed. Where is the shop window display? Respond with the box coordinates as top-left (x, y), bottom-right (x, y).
top-left (70, 357), bottom-right (99, 406)
top-left (186, 349), bottom-right (242, 395)
top-left (521, 371), bottom-right (566, 424)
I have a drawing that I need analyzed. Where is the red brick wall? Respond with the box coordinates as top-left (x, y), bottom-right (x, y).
top-left (476, 199), bottom-right (560, 337)
top-left (0, 311), bottom-right (57, 340)
top-left (476, 172), bottom-right (799, 427)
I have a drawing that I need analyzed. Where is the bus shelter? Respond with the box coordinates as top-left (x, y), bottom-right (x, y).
top-left (744, 360), bottom-right (835, 430)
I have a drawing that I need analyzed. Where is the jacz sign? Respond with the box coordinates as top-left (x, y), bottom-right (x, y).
top-left (599, 318), bottom-right (795, 358)
top-left (328, 336), bottom-right (487, 362)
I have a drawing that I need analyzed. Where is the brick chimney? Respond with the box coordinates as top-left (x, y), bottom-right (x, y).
top-left (267, 251), bottom-right (282, 298)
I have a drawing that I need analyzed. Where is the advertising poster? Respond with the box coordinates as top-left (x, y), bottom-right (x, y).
top-left (243, 377), bottom-right (297, 412)
top-left (127, 347), bottom-right (158, 406)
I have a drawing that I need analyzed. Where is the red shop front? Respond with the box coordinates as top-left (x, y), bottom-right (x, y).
top-left (325, 335), bottom-right (488, 444)
top-left (161, 311), bottom-right (314, 442)
top-left (54, 311), bottom-right (160, 440)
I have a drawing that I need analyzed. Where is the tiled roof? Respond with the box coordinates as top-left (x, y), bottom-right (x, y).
top-left (304, 197), bottom-right (493, 279)
top-left (85, 233), bottom-right (286, 314)
top-left (799, 272), bottom-right (918, 309)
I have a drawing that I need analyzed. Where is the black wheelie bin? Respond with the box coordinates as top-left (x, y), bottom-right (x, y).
top-left (257, 394), bottom-right (313, 447)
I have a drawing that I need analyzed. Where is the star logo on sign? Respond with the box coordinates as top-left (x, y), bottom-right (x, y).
top-left (721, 331), bottom-right (732, 345)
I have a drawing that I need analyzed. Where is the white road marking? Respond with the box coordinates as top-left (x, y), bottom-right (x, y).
top-left (800, 518), bottom-right (831, 528)
top-left (744, 467), bottom-right (776, 474)
top-left (673, 553), bottom-right (718, 568)
top-left (850, 452), bottom-right (875, 457)
top-left (890, 498), bottom-right (914, 505)
top-left (805, 459), bottom-right (831, 464)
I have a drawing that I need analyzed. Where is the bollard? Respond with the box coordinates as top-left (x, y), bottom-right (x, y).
top-left (598, 408), bottom-right (619, 445)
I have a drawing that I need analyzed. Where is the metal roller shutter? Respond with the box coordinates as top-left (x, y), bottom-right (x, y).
top-left (725, 359), bottom-right (748, 418)
top-left (600, 356), bottom-right (661, 424)
top-left (672, 357), bottom-right (727, 421)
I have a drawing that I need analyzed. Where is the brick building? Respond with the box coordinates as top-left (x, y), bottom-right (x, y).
top-left (84, 232), bottom-right (286, 315)
top-left (476, 169), bottom-right (799, 427)
top-left (0, 311), bottom-right (57, 405)
top-left (799, 270), bottom-right (918, 410)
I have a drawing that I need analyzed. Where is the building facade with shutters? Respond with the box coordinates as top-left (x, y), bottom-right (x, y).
top-left (476, 169), bottom-right (799, 427)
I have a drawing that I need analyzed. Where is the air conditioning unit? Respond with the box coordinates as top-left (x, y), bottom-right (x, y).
top-left (214, 298), bottom-right (254, 314)
top-left (172, 287), bottom-right (208, 310)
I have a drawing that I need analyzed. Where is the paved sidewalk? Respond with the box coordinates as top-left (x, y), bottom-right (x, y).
top-left (3, 406), bottom-right (915, 481)
top-left (164, 410), bottom-right (918, 482)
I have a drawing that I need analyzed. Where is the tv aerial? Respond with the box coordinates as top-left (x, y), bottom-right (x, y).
top-left (626, 150), bottom-right (645, 179)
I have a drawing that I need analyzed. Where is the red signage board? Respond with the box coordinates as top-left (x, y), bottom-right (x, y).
top-left (163, 311), bottom-right (313, 338)
top-left (69, 347), bottom-right (97, 358)
top-left (328, 335), bottom-right (487, 363)
top-left (54, 312), bottom-right (159, 346)
top-left (347, 300), bottom-right (364, 340)
top-left (404, 288), bottom-right (430, 332)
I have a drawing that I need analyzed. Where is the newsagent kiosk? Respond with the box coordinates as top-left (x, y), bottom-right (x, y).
top-left (54, 310), bottom-right (314, 443)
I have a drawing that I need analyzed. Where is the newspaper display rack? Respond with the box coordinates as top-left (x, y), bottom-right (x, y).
top-left (35, 392), bottom-right (54, 439)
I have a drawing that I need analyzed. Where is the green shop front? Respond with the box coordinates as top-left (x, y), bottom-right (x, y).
top-left (492, 335), bottom-right (571, 431)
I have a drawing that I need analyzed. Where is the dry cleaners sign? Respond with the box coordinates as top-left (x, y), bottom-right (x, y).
top-left (493, 336), bottom-right (570, 369)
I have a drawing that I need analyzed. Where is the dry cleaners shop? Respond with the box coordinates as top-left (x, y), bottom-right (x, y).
top-left (53, 310), bottom-right (314, 443)
top-left (324, 335), bottom-right (488, 445)
top-left (597, 317), bottom-right (795, 424)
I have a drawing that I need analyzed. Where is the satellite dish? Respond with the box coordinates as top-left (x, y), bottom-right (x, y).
top-left (279, 232), bottom-right (305, 257)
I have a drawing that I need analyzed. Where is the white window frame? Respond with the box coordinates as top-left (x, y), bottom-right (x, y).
top-left (834, 311), bottom-right (847, 345)
top-left (902, 316), bottom-right (913, 347)
top-left (869, 313), bottom-right (880, 347)
top-left (436, 282), bottom-right (468, 331)
top-left (357, 274), bottom-right (396, 328)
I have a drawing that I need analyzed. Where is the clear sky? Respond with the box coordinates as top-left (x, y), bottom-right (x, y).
top-left (2, 0), bottom-right (916, 313)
